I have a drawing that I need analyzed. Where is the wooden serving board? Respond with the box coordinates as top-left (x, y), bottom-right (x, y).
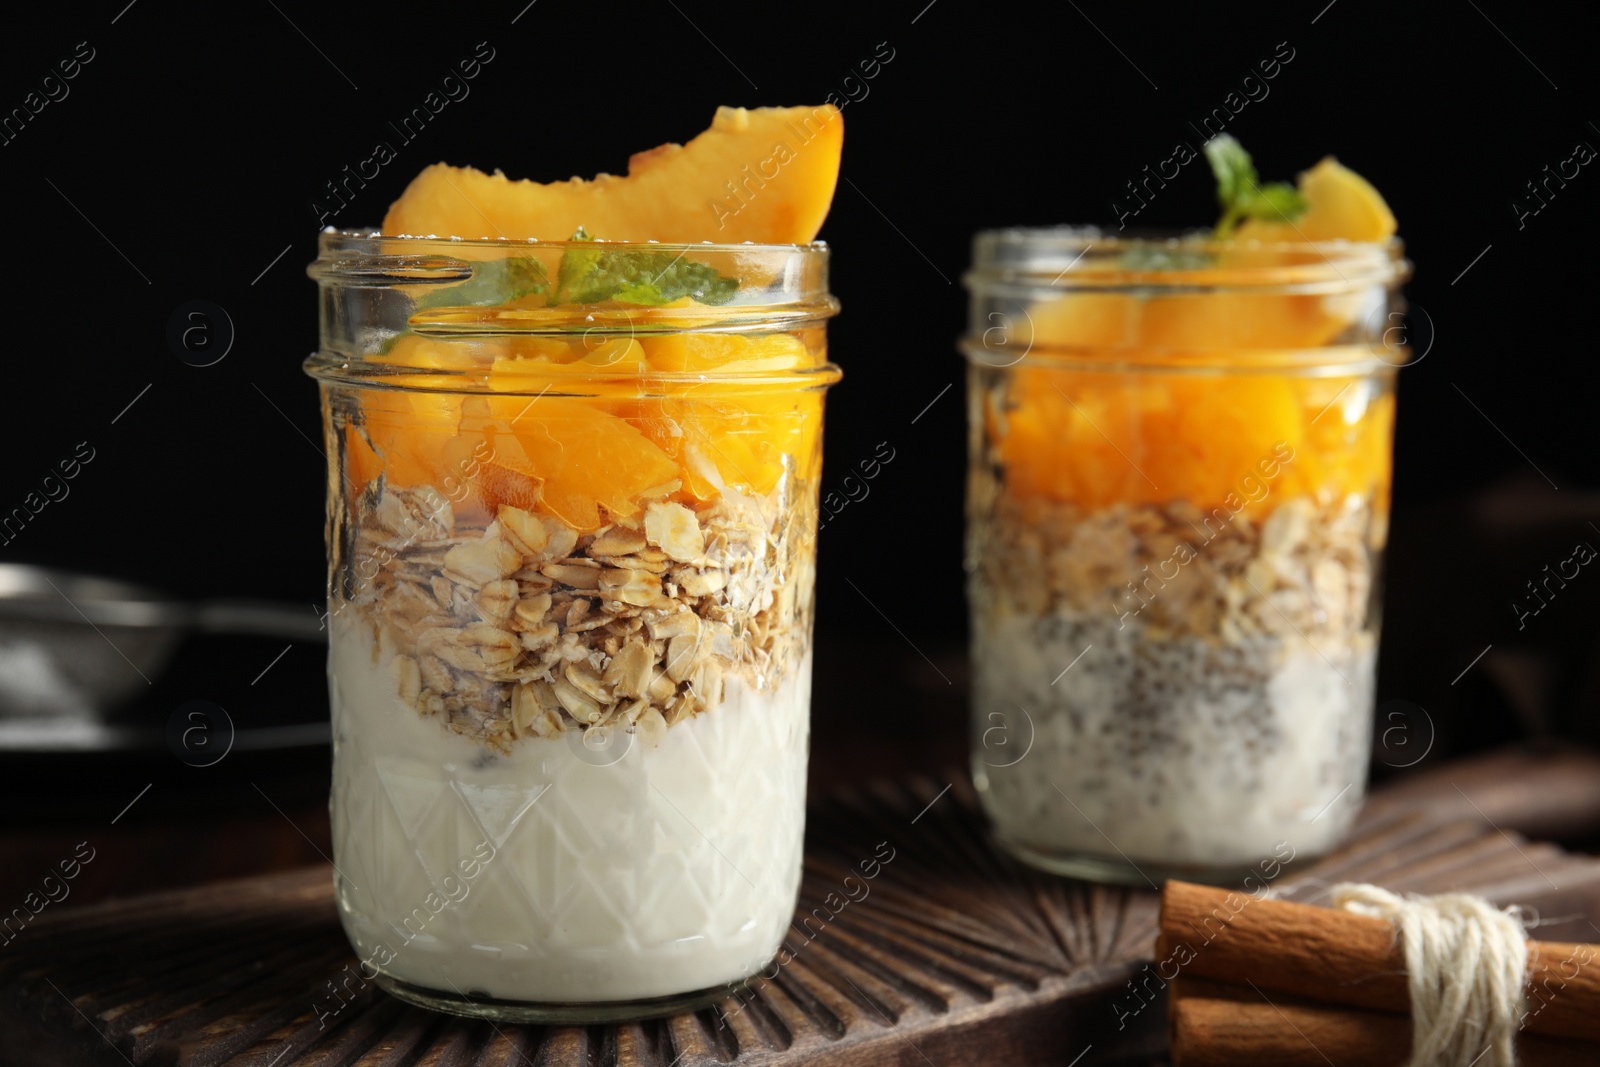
top-left (6, 762), bottom-right (1600, 1067)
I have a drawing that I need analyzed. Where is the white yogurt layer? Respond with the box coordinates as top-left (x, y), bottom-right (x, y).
top-left (329, 616), bottom-right (810, 1003)
top-left (972, 611), bottom-right (1374, 869)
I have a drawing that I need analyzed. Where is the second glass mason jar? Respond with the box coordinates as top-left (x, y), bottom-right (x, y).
top-left (964, 229), bottom-right (1409, 884)
top-left (306, 233), bottom-right (839, 1021)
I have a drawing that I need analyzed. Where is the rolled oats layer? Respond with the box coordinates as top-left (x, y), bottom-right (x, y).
top-left (335, 479), bottom-right (814, 753)
top-left (971, 491), bottom-right (1381, 643)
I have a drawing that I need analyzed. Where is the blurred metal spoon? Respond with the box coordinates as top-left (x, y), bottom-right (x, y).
top-left (0, 563), bottom-right (325, 720)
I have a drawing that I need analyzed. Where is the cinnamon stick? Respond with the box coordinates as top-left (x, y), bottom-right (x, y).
top-left (1159, 881), bottom-right (1600, 1043)
top-left (1171, 997), bottom-right (1597, 1067)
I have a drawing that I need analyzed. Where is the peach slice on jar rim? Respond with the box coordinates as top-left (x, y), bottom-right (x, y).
top-left (1235, 157), bottom-right (1397, 244)
top-left (382, 105), bottom-right (843, 245)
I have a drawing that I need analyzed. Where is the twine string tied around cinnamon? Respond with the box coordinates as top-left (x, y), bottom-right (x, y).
top-left (1332, 883), bottom-right (1529, 1067)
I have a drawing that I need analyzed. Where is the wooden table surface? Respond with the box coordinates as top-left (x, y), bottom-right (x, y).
top-left (5, 748), bottom-right (1600, 1067)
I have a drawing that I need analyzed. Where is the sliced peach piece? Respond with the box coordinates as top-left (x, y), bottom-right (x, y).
top-left (1023, 289), bottom-right (1361, 353)
top-left (489, 338), bottom-right (648, 381)
top-left (344, 423), bottom-right (385, 490)
top-left (457, 397), bottom-right (678, 530)
top-left (428, 432), bottom-right (536, 518)
top-left (623, 390), bottom-right (821, 501)
top-left (643, 332), bottom-right (808, 373)
top-left (386, 334), bottom-right (481, 371)
top-left (382, 106), bottom-right (843, 244)
top-left (359, 337), bottom-right (475, 489)
top-left (996, 365), bottom-right (1401, 515)
top-left (1237, 157), bottom-right (1396, 243)
top-left (996, 367), bottom-right (1307, 512)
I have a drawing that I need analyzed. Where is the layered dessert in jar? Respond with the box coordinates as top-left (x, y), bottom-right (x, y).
top-left (306, 106), bottom-right (843, 1019)
top-left (966, 141), bottom-right (1410, 881)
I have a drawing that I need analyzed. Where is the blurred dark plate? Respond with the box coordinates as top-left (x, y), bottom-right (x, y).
top-left (0, 631), bottom-right (332, 824)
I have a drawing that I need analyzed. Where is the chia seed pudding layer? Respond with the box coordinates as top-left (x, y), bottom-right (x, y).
top-left (968, 489), bottom-right (1384, 871)
top-left (973, 611), bottom-right (1374, 867)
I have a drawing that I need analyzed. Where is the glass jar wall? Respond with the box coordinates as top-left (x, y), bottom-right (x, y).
top-left (306, 233), bottom-right (839, 1021)
top-left (964, 229), bottom-right (1408, 885)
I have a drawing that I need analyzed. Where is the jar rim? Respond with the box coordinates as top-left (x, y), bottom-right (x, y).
top-left (308, 228), bottom-right (837, 319)
top-left (967, 226), bottom-right (1408, 292)
top-left (304, 359), bottom-right (843, 395)
top-left (959, 338), bottom-right (1404, 376)
top-left (306, 229), bottom-right (839, 392)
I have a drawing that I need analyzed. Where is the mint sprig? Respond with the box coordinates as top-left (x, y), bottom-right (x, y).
top-left (412, 256), bottom-right (547, 312)
top-left (383, 232), bottom-right (737, 356)
top-left (555, 227), bottom-right (738, 306)
top-left (1204, 135), bottom-right (1308, 238)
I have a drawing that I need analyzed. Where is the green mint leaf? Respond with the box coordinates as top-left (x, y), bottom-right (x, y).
top-left (1204, 135), bottom-right (1258, 211)
top-left (554, 230), bottom-right (738, 307)
top-left (1205, 135), bottom-right (1309, 237)
top-left (1246, 182), bottom-right (1309, 221)
top-left (555, 228), bottom-right (605, 303)
top-left (412, 256), bottom-right (547, 313)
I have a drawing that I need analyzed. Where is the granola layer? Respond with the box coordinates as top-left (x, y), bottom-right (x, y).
top-left (969, 490), bottom-right (1382, 642)
top-left (335, 478), bottom-right (814, 753)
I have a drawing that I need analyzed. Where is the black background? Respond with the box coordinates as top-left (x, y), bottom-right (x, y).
top-left (3, 0), bottom-right (1598, 813)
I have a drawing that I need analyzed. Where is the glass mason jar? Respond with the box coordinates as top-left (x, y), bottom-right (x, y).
top-left (306, 232), bottom-right (839, 1021)
top-left (963, 229), bottom-right (1409, 885)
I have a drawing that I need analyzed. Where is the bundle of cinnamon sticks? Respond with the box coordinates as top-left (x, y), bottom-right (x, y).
top-left (1158, 881), bottom-right (1600, 1067)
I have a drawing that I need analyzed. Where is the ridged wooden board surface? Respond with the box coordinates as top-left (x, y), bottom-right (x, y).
top-left (5, 773), bottom-right (1600, 1067)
